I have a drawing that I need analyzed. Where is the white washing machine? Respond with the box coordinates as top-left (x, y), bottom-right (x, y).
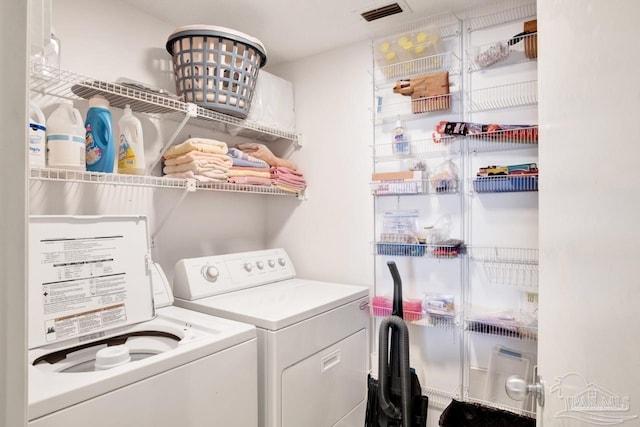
top-left (28, 216), bottom-right (258, 427)
top-left (172, 248), bottom-right (370, 427)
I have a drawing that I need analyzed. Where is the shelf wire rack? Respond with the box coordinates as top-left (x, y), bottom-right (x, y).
top-left (29, 167), bottom-right (300, 197)
top-left (469, 246), bottom-right (538, 288)
top-left (466, 80), bottom-right (537, 112)
top-left (373, 135), bottom-right (460, 160)
top-left (29, 63), bottom-right (299, 143)
top-left (467, 126), bottom-right (538, 153)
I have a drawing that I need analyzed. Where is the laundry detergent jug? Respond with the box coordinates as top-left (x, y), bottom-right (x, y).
top-left (46, 100), bottom-right (86, 171)
top-left (28, 103), bottom-right (47, 168)
top-left (85, 95), bottom-right (115, 173)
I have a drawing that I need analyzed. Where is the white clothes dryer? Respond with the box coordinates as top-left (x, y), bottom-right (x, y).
top-left (172, 248), bottom-right (370, 427)
top-left (28, 216), bottom-right (258, 427)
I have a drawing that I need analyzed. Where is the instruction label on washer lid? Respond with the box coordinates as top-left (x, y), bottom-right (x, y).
top-left (28, 216), bottom-right (155, 349)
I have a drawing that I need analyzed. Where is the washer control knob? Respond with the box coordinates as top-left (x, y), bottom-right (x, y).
top-left (278, 257), bottom-right (286, 267)
top-left (203, 266), bottom-right (219, 282)
top-left (268, 259), bottom-right (276, 268)
top-left (244, 262), bottom-right (253, 272)
top-left (257, 261), bottom-right (264, 270)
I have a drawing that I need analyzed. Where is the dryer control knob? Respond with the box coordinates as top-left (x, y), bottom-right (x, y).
top-left (244, 262), bottom-right (253, 272)
top-left (203, 266), bottom-right (219, 282)
top-left (278, 257), bottom-right (286, 266)
top-left (257, 261), bottom-right (264, 270)
top-left (268, 259), bottom-right (276, 268)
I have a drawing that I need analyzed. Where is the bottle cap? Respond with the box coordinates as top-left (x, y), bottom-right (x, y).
top-left (89, 95), bottom-right (110, 108)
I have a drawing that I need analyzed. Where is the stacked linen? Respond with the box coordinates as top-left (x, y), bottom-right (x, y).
top-left (226, 147), bottom-right (272, 186)
top-left (163, 138), bottom-right (232, 182)
top-left (270, 166), bottom-right (306, 194)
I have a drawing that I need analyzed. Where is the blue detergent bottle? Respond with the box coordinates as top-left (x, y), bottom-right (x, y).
top-left (85, 95), bottom-right (115, 173)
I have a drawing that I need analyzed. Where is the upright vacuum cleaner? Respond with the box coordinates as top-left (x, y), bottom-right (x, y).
top-left (365, 261), bottom-right (429, 427)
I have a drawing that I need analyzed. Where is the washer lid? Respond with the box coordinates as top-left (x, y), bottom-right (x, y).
top-left (28, 215), bottom-right (155, 350)
top-left (176, 278), bottom-right (369, 330)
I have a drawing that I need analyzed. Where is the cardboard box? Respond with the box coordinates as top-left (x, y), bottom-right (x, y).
top-left (371, 170), bottom-right (423, 181)
top-left (524, 19), bottom-right (537, 59)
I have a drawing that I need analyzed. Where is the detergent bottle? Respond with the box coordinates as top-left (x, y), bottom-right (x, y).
top-left (117, 105), bottom-right (146, 175)
top-left (46, 100), bottom-right (86, 171)
top-left (28, 103), bottom-right (47, 168)
top-left (85, 95), bottom-right (115, 173)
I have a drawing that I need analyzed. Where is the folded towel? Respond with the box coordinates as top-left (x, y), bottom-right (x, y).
top-left (236, 142), bottom-right (297, 170)
top-left (164, 137), bottom-right (228, 159)
top-left (228, 166), bottom-right (271, 179)
top-left (227, 147), bottom-right (269, 168)
top-left (163, 170), bottom-right (228, 183)
top-left (228, 176), bottom-right (273, 186)
top-left (164, 151), bottom-right (232, 167)
top-left (270, 166), bottom-right (306, 189)
top-left (270, 166), bottom-right (304, 179)
top-left (275, 183), bottom-right (304, 194)
top-left (163, 160), bottom-right (230, 178)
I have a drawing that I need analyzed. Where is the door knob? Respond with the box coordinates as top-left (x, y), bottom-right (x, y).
top-left (506, 370), bottom-right (544, 407)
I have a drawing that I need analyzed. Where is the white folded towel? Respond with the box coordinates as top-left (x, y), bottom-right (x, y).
top-left (163, 137), bottom-right (228, 158)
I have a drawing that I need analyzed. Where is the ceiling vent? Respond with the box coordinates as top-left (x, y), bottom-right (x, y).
top-left (360, 3), bottom-right (404, 22)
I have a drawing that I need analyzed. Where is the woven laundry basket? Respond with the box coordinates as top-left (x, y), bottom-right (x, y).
top-left (166, 25), bottom-right (267, 119)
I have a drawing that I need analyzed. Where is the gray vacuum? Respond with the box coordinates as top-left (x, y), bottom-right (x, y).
top-left (365, 261), bottom-right (428, 427)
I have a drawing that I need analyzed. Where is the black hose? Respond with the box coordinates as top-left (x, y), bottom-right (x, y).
top-left (387, 261), bottom-right (403, 398)
top-left (378, 315), bottom-right (412, 427)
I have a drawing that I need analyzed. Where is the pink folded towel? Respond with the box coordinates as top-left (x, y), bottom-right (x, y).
top-left (270, 166), bottom-right (306, 189)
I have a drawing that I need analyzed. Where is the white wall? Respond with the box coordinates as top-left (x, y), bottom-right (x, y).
top-left (267, 41), bottom-right (375, 287)
top-left (538, 0), bottom-right (640, 424)
top-left (1, 0), bottom-right (28, 425)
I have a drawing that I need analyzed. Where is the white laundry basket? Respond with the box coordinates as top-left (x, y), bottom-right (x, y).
top-left (166, 25), bottom-right (267, 119)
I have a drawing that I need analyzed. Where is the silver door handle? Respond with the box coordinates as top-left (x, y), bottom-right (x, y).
top-left (505, 370), bottom-right (545, 407)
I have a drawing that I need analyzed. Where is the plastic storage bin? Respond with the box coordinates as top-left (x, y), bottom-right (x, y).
top-left (166, 25), bottom-right (268, 119)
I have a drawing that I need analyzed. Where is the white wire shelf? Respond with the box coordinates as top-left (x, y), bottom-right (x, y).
top-left (470, 246), bottom-right (539, 288)
top-left (466, 33), bottom-right (537, 72)
top-left (466, 80), bottom-right (537, 113)
top-left (374, 52), bottom-right (461, 84)
top-left (466, 0), bottom-right (536, 32)
top-left (469, 247), bottom-right (538, 265)
top-left (467, 126), bottom-right (538, 152)
top-left (371, 305), bottom-right (459, 329)
top-left (375, 93), bottom-right (459, 124)
top-left (471, 175), bottom-right (538, 193)
top-left (371, 178), bottom-right (460, 196)
top-left (465, 317), bottom-right (538, 341)
top-left (422, 387), bottom-right (459, 410)
top-left (374, 241), bottom-right (466, 259)
top-left (373, 135), bottom-right (460, 161)
top-left (30, 63), bottom-right (299, 143)
top-left (29, 167), bottom-right (301, 197)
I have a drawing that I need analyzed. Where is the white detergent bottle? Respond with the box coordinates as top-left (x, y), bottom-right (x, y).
top-left (28, 103), bottom-right (47, 168)
top-left (117, 105), bottom-right (146, 175)
top-left (46, 100), bottom-right (86, 171)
